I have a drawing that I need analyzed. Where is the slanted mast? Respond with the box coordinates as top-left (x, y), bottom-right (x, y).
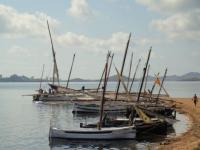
top-left (129, 58), bottom-right (141, 93)
top-left (47, 20), bottom-right (60, 85)
top-left (137, 47), bottom-right (152, 102)
top-left (66, 53), bottom-right (76, 88)
top-left (115, 33), bottom-right (131, 100)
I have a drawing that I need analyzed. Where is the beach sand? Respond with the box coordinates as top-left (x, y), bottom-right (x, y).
top-left (158, 98), bottom-right (200, 150)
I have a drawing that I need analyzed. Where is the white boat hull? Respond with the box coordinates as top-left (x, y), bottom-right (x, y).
top-left (38, 93), bottom-right (94, 101)
top-left (49, 126), bottom-right (136, 140)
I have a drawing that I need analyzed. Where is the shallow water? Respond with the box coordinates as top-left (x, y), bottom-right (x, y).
top-left (0, 81), bottom-right (195, 150)
top-left (170, 113), bottom-right (191, 137)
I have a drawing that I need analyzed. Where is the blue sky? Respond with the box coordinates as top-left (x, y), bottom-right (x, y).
top-left (0, 0), bottom-right (199, 79)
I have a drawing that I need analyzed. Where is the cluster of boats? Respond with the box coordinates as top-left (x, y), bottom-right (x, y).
top-left (30, 21), bottom-right (177, 142)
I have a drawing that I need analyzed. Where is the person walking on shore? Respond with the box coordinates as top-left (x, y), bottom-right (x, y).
top-left (193, 94), bottom-right (198, 107)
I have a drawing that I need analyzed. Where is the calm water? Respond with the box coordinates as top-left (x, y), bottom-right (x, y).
top-left (0, 81), bottom-right (197, 150)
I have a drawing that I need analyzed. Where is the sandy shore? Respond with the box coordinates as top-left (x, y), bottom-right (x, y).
top-left (158, 98), bottom-right (200, 150)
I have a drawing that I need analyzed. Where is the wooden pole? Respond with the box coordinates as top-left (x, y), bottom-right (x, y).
top-left (156, 68), bottom-right (168, 103)
top-left (98, 54), bottom-right (109, 130)
top-left (106, 53), bottom-right (114, 83)
top-left (162, 85), bottom-right (170, 97)
top-left (96, 51), bottom-right (111, 93)
top-left (96, 66), bottom-right (105, 93)
top-left (137, 47), bottom-right (152, 102)
top-left (149, 72), bottom-right (159, 100)
top-left (47, 20), bottom-right (60, 85)
top-left (129, 58), bottom-right (141, 93)
top-left (127, 52), bottom-right (133, 89)
top-left (39, 64), bottom-right (45, 89)
top-left (115, 33), bottom-right (131, 100)
top-left (143, 64), bottom-right (150, 94)
top-left (66, 53), bottom-right (76, 88)
top-left (154, 74), bottom-right (170, 97)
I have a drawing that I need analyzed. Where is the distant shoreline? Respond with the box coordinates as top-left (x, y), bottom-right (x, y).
top-left (0, 80), bottom-right (200, 83)
top-left (1, 72), bottom-right (200, 82)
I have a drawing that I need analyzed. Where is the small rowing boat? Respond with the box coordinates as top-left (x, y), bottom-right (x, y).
top-left (49, 125), bottom-right (136, 140)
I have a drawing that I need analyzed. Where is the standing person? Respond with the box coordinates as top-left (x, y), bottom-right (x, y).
top-left (193, 94), bottom-right (198, 107)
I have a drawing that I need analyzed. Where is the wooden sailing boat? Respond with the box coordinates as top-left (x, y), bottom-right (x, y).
top-left (79, 59), bottom-right (170, 135)
top-left (48, 53), bottom-right (76, 93)
top-left (46, 20), bottom-right (60, 87)
top-left (72, 102), bottom-right (127, 114)
top-left (36, 21), bottom-right (94, 101)
top-left (49, 125), bottom-right (136, 140)
top-left (49, 52), bottom-right (136, 140)
top-left (79, 48), bottom-right (176, 134)
top-left (32, 20), bottom-right (61, 101)
top-left (46, 20), bottom-right (79, 94)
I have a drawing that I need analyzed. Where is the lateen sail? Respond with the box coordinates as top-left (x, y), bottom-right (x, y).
top-left (47, 20), bottom-right (60, 85)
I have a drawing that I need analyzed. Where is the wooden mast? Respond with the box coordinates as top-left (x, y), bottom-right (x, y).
top-left (47, 20), bottom-right (60, 85)
top-left (39, 64), bottom-right (45, 89)
top-left (156, 68), bottom-right (167, 103)
top-left (154, 73), bottom-right (170, 97)
top-left (106, 53), bottom-right (114, 82)
top-left (96, 51), bottom-right (111, 93)
top-left (115, 33), bottom-right (131, 100)
top-left (127, 52), bottom-right (133, 89)
top-left (137, 47), bottom-right (152, 102)
top-left (96, 66), bottom-right (105, 93)
top-left (66, 53), bottom-right (76, 88)
top-left (98, 53), bottom-right (109, 130)
top-left (129, 58), bottom-right (141, 93)
top-left (149, 72), bottom-right (160, 100)
top-left (143, 64), bottom-right (150, 94)
top-left (115, 65), bottom-right (152, 123)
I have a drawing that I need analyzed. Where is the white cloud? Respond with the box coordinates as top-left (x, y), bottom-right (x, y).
top-left (68, 0), bottom-right (94, 19)
top-left (56, 32), bottom-right (130, 53)
top-left (151, 10), bottom-right (200, 40)
top-left (136, 0), bottom-right (200, 14)
top-left (0, 4), bottom-right (59, 38)
top-left (135, 37), bottom-right (160, 47)
top-left (136, 0), bottom-right (200, 40)
top-left (8, 46), bottom-right (31, 57)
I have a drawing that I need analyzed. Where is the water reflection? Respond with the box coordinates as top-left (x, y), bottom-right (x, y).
top-left (49, 138), bottom-right (138, 150)
top-left (0, 82), bottom-right (193, 150)
top-left (48, 125), bottom-right (177, 150)
top-left (32, 101), bottom-right (190, 149)
top-left (48, 111), bottom-right (190, 150)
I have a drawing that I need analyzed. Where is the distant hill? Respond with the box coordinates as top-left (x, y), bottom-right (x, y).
top-left (70, 78), bottom-right (97, 82)
top-left (0, 74), bottom-right (47, 82)
top-left (0, 72), bottom-right (200, 82)
top-left (180, 72), bottom-right (200, 81)
top-left (107, 75), bottom-right (130, 82)
top-left (105, 72), bottom-right (200, 82)
top-left (166, 72), bottom-right (200, 81)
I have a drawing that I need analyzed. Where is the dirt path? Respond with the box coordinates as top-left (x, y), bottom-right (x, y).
top-left (159, 98), bottom-right (200, 150)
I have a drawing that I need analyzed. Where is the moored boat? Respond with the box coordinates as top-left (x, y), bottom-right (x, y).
top-left (72, 102), bottom-right (127, 114)
top-left (80, 117), bottom-right (170, 135)
top-left (33, 92), bottom-right (96, 102)
top-left (49, 125), bottom-right (136, 140)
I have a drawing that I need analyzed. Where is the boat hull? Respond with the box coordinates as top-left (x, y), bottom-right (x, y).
top-left (33, 93), bottom-right (95, 102)
top-left (73, 103), bottom-right (127, 114)
top-left (49, 126), bottom-right (136, 140)
top-left (80, 119), bottom-right (170, 135)
top-left (38, 94), bottom-right (74, 101)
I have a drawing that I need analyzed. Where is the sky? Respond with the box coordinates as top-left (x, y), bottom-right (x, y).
top-left (0, 0), bottom-right (199, 79)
